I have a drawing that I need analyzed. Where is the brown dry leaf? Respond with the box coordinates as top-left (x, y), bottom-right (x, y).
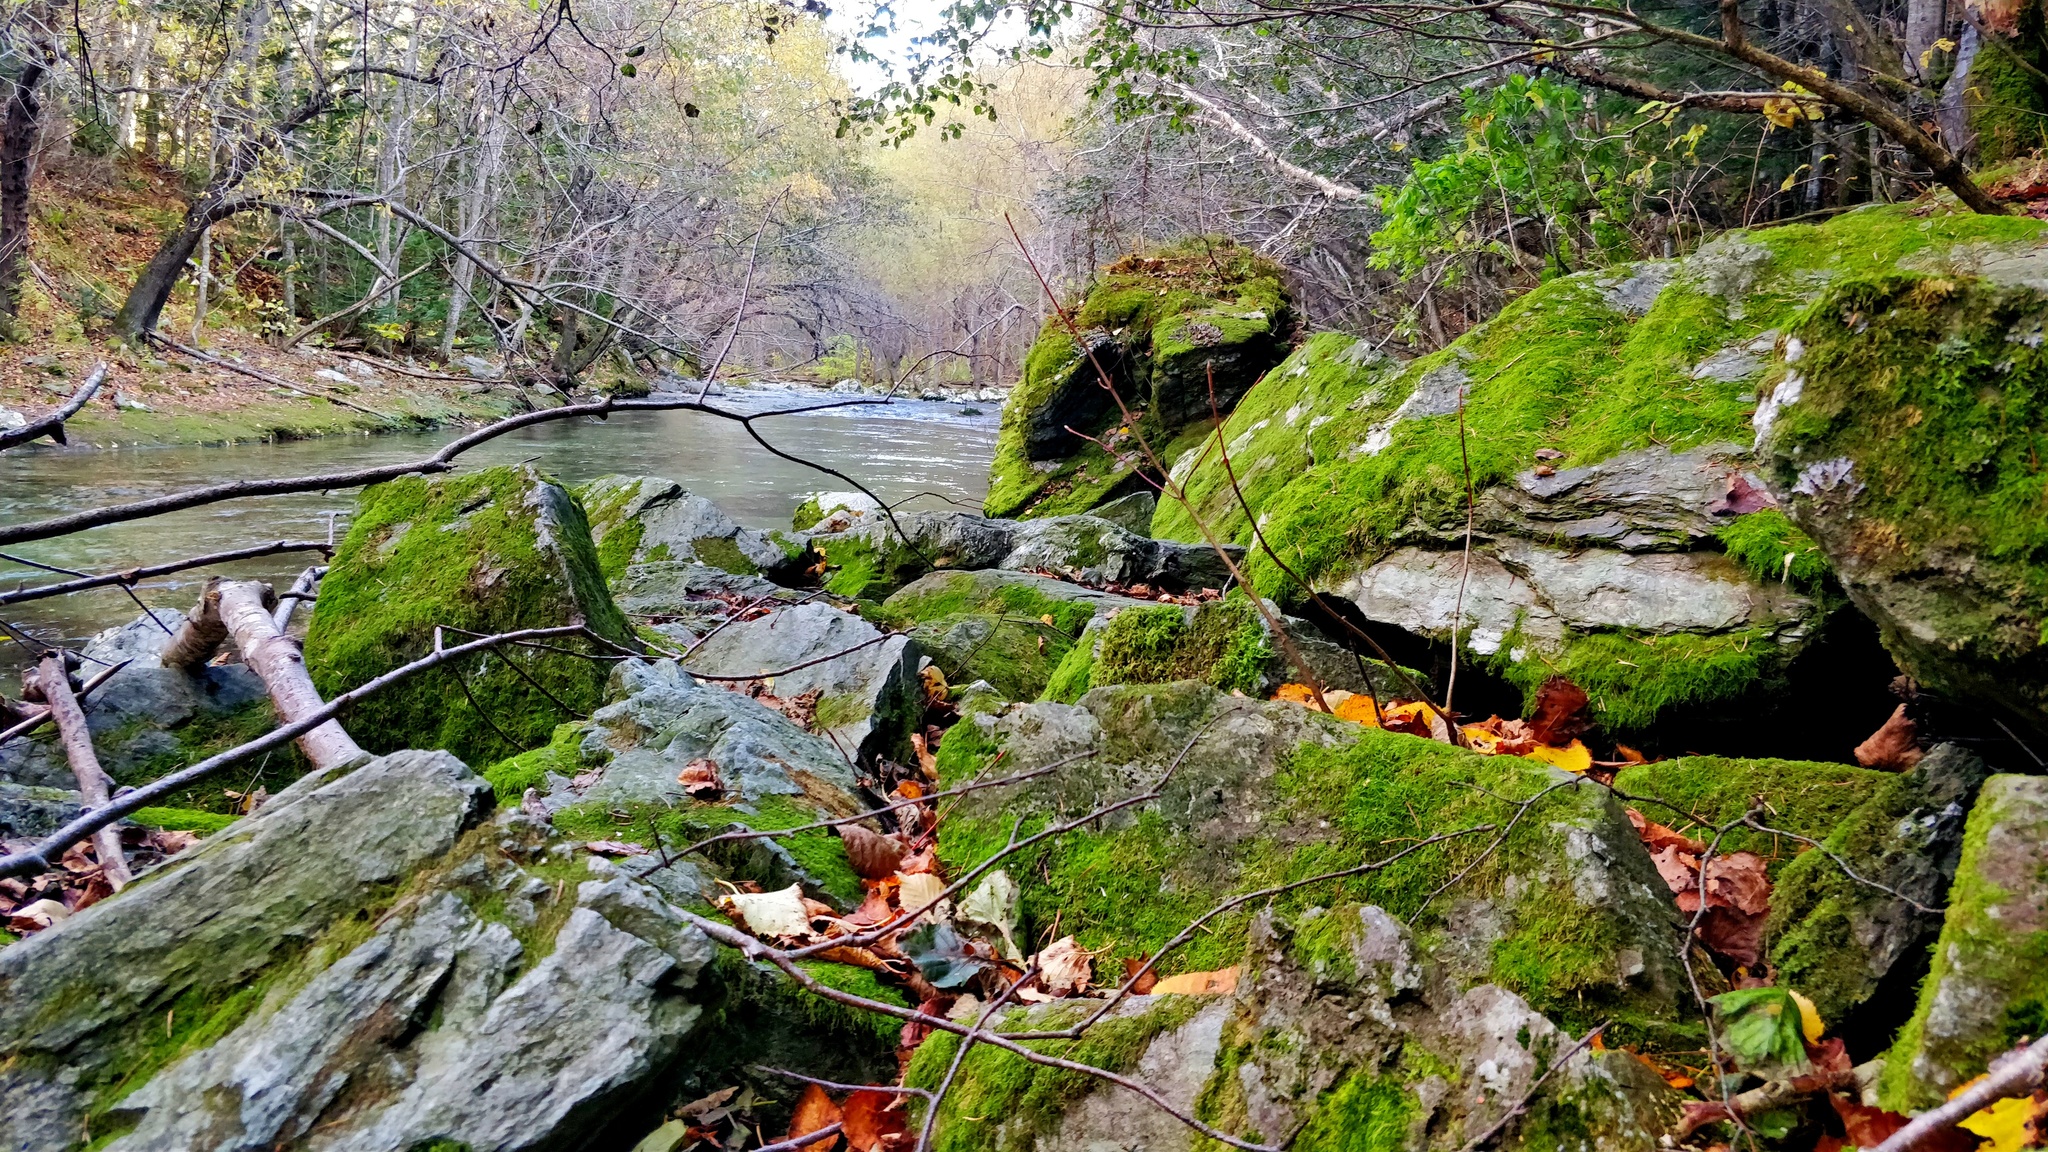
top-left (896, 847), bottom-right (937, 875)
top-left (841, 824), bottom-right (908, 880)
top-left (787, 1083), bottom-right (843, 1149)
top-left (1627, 808), bottom-right (1705, 855)
top-left (897, 872), bottom-right (948, 922)
top-left (580, 840), bottom-right (649, 858)
top-left (842, 1088), bottom-right (909, 1152)
top-left (1036, 936), bottom-right (1093, 996)
top-left (1151, 966), bottom-right (1239, 996)
top-left (909, 732), bottom-right (938, 780)
top-left (676, 757), bottom-right (723, 800)
top-left (6, 898), bottom-right (68, 933)
top-left (1528, 677), bottom-right (1591, 746)
top-left (813, 945), bottom-right (895, 973)
top-left (1856, 704), bottom-right (1924, 771)
top-left (847, 887), bottom-right (898, 927)
top-left (724, 884), bottom-right (812, 939)
top-left (1123, 957), bottom-right (1159, 994)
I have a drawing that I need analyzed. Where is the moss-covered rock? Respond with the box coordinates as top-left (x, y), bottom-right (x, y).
top-left (1157, 208), bottom-right (2048, 732)
top-left (985, 240), bottom-right (1294, 520)
top-left (304, 464), bottom-right (635, 766)
top-left (934, 682), bottom-right (1692, 1043)
top-left (579, 474), bottom-right (812, 582)
top-left (1759, 268), bottom-right (2048, 738)
top-left (1880, 773), bottom-right (2048, 1110)
top-left (881, 569), bottom-right (1158, 700)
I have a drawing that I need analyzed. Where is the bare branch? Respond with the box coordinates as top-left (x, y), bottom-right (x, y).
top-left (0, 362), bottom-right (107, 451)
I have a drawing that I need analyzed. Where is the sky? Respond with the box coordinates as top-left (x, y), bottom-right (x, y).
top-left (825, 0), bottom-right (1030, 93)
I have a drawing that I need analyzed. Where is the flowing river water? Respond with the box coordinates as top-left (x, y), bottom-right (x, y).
top-left (0, 384), bottom-right (1000, 672)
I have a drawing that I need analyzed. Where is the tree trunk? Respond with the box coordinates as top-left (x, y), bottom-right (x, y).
top-left (0, 53), bottom-right (47, 340)
top-left (113, 201), bottom-right (223, 342)
top-left (190, 228), bottom-right (210, 344)
top-left (29, 655), bottom-right (132, 889)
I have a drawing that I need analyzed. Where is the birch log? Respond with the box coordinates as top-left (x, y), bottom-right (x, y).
top-left (215, 580), bottom-right (367, 771)
top-left (29, 655), bottom-right (132, 888)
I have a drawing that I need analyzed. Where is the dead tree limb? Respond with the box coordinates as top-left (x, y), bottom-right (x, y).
top-left (1868, 1034), bottom-right (2048, 1152)
top-left (216, 579), bottom-right (366, 771)
top-left (149, 334), bottom-right (395, 421)
top-left (160, 577), bottom-right (231, 670)
top-left (0, 624), bottom-right (596, 880)
top-left (0, 660), bottom-right (130, 746)
top-left (0, 539), bottom-right (330, 608)
top-left (26, 654), bottom-right (132, 889)
top-left (273, 566), bottom-right (323, 630)
top-left (0, 362), bottom-right (108, 452)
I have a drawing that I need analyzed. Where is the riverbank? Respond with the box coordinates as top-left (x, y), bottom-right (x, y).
top-left (0, 331), bottom-right (534, 449)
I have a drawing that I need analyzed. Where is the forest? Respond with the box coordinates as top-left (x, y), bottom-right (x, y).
top-left (0, 0), bottom-right (2045, 1150)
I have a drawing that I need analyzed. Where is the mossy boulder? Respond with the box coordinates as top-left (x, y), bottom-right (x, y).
top-left (580, 474), bottom-right (813, 582)
top-left (1157, 208), bottom-right (2048, 733)
top-left (985, 240), bottom-right (1295, 520)
top-left (1758, 266), bottom-right (2048, 738)
top-left (881, 569), bottom-right (1159, 701)
top-left (303, 464), bottom-right (636, 766)
top-left (934, 681), bottom-right (1693, 1042)
top-left (1880, 773), bottom-right (2048, 1110)
top-left (808, 510), bottom-right (1242, 601)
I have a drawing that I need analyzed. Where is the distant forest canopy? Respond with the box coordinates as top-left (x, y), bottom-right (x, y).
top-left (0, 0), bottom-right (2038, 383)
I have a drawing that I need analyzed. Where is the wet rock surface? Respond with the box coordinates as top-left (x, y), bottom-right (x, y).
top-left (581, 474), bottom-right (812, 582)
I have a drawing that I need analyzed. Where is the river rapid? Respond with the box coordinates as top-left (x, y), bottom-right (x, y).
top-left (0, 384), bottom-right (1000, 671)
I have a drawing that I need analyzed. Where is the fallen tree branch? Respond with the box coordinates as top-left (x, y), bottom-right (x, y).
top-left (160, 578), bottom-right (230, 670)
top-left (0, 540), bottom-right (330, 608)
top-left (149, 334), bottom-right (395, 421)
top-left (0, 393), bottom-right (889, 548)
top-left (273, 566), bottom-right (324, 631)
top-left (0, 624), bottom-right (595, 880)
top-left (0, 362), bottom-right (108, 451)
top-left (1868, 1034), bottom-right (2048, 1152)
top-left (25, 654), bottom-right (132, 888)
top-left (0, 659), bottom-right (129, 746)
top-left (214, 579), bottom-right (366, 771)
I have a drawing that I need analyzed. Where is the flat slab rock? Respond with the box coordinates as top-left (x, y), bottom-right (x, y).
top-left (582, 474), bottom-right (808, 579)
top-left (810, 511), bottom-right (1241, 592)
top-left (681, 601), bottom-right (918, 762)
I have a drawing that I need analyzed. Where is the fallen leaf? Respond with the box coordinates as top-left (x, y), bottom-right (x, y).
top-left (920, 664), bottom-right (950, 704)
top-left (6, 898), bottom-right (68, 933)
top-left (1628, 808), bottom-right (1706, 855)
top-left (1856, 704), bottom-right (1924, 771)
top-left (1123, 957), bottom-right (1159, 994)
top-left (814, 945), bottom-right (895, 973)
top-left (676, 758), bottom-right (723, 800)
top-left (847, 887), bottom-right (897, 927)
top-left (1528, 676), bottom-right (1591, 746)
top-left (1957, 1076), bottom-right (2048, 1152)
top-left (897, 847), bottom-right (937, 874)
top-left (902, 922), bottom-right (990, 989)
top-left (1675, 1100), bottom-right (1738, 1140)
top-left (1151, 966), bottom-right (1239, 996)
top-left (958, 870), bottom-right (1024, 962)
top-left (840, 824), bottom-right (908, 880)
top-left (629, 1117), bottom-right (694, 1152)
top-left (842, 1088), bottom-right (909, 1152)
top-left (676, 1086), bottom-right (739, 1118)
top-left (1271, 683), bottom-right (1320, 706)
top-left (1831, 1093), bottom-right (1912, 1148)
top-left (897, 872), bottom-right (948, 923)
top-left (910, 732), bottom-right (938, 780)
top-left (1789, 989), bottom-right (1825, 1044)
top-left (1712, 986), bottom-right (1809, 1078)
top-left (1535, 447), bottom-right (1566, 460)
top-left (725, 883), bottom-right (812, 938)
top-left (1526, 740), bottom-right (1593, 774)
top-left (581, 840), bottom-right (650, 857)
top-left (787, 1083), bottom-right (842, 1149)
top-left (1326, 689), bottom-right (1382, 726)
top-left (1036, 936), bottom-right (1093, 995)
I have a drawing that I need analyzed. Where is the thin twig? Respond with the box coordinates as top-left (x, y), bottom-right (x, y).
top-left (1868, 1033), bottom-right (2048, 1152)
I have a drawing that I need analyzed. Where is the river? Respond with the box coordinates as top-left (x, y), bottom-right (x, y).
top-left (0, 384), bottom-right (1000, 670)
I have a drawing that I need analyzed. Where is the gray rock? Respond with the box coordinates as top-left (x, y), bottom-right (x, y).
top-left (0, 405), bottom-right (25, 431)
top-left (0, 610), bottom-right (268, 790)
top-left (1087, 490), bottom-right (1158, 534)
top-left (1477, 442), bottom-right (1764, 551)
top-left (1881, 773), bottom-right (2048, 1110)
top-left (1361, 361), bottom-right (1468, 456)
top-left (0, 782), bottom-right (81, 839)
top-left (610, 560), bottom-right (795, 636)
top-left (1596, 260), bottom-right (1679, 315)
top-left (459, 354), bottom-right (503, 379)
top-left (581, 475), bottom-right (811, 580)
top-left (809, 511), bottom-right (1242, 598)
top-left (0, 751), bottom-right (494, 1145)
top-left (683, 601), bottom-right (918, 761)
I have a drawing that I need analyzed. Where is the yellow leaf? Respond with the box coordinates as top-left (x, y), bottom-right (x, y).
top-left (1151, 966), bottom-right (1239, 996)
top-left (1525, 740), bottom-right (1593, 774)
top-left (1389, 140), bottom-right (1406, 152)
top-left (1330, 691), bottom-right (1381, 727)
top-left (1789, 989), bottom-right (1825, 1043)
top-left (1761, 97), bottom-right (1802, 130)
top-left (1272, 683), bottom-right (1319, 706)
top-left (1959, 1093), bottom-right (2042, 1152)
top-left (1039, 613), bottom-right (1056, 626)
top-left (1781, 164), bottom-right (1811, 192)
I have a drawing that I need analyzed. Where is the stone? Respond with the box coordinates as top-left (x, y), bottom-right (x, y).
top-left (1087, 489), bottom-right (1157, 534)
top-left (1477, 442), bottom-right (1765, 551)
top-left (0, 610), bottom-right (268, 791)
top-left (609, 560), bottom-right (798, 638)
top-left (0, 783), bottom-right (81, 839)
top-left (793, 490), bottom-right (882, 532)
top-left (1881, 773), bottom-right (2048, 1109)
top-left (459, 353), bottom-right (503, 379)
top-left (0, 750), bottom-right (494, 1147)
top-left (1756, 270), bottom-right (2048, 737)
top-left (937, 682), bottom-right (1692, 1033)
top-left (0, 405), bottom-right (25, 431)
top-left (303, 464), bottom-right (636, 766)
top-left (580, 474), bottom-right (812, 582)
top-left (683, 601), bottom-right (919, 762)
top-left (809, 510), bottom-right (1242, 600)
top-left (112, 392), bottom-right (151, 412)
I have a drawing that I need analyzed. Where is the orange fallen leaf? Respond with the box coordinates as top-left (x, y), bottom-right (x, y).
top-left (1525, 740), bottom-right (1592, 774)
top-left (1856, 703), bottom-right (1924, 771)
top-left (787, 1083), bottom-right (843, 1149)
top-left (1328, 691), bottom-right (1381, 726)
top-left (1272, 683), bottom-right (1319, 706)
top-left (1151, 966), bottom-right (1239, 996)
top-left (842, 1088), bottom-right (909, 1152)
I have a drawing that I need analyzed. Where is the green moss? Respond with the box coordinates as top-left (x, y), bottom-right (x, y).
top-left (883, 572), bottom-right (1101, 635)
top-left (302, 465), bottom-right (633, 766)
top-left (910, 614), bottom-right (1072, 701)
top-left (1965, 36), bottom-right (2048, 165)
top-left (1286, 1070), bottom-right (1416, 1152)
top-left (1091, 598), bottom-right (1275, 695)
top-left (792, 495), bottom-right (827, 531)
top-left (128, 806), bottom-right (238, 835)
top-left (1488, 625), bottom-right (1779, 733)
top-left (904, 997), bottom-right (1204, 1152)
top-left (552, 793), bottom-right (861, 906)
top-left (1717, 509), bottom-right (1831, 591)
top-left (1880, 778), bottom-right (2048, 1110)
top-left (794, 961), bottom-right (911, 1048)
top-left (1039, 633), bottom-right (1097, 704)
top-left (1612, 756), bottom-right (1884, 871)
top-left (482, 722), bottom-right (588, 801)
top-left (123, 699), bottom-right (307, 812)
top-left (689, 534), bottom-right (761, 576)
top-left (592, 516), bottom-right (645, 583)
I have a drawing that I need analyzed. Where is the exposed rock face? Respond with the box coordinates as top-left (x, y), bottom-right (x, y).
top-left (1757, 271), bottom-right (2048, 737)
top-left (0, 608), bottom-right (268, 791)
top-left (303, 464), bottom-right (636, 765)
top-left (985, 241), bottom-right (1294, 520)
top-left (935, 682), bottom-right (1691, 1035)
top-left (881, 569), bottom-right (1157, 701)
top-left (683, 602), bottom-right (919, 763)
top-left (581, 474), bottom-right (811, 582)
top-left (1881, 773), bottom-right (2048, 1109)
top-left (808, 510), bottom-right (1241, 600)
top-left (1143, 210), bottom-right (2048, 732)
